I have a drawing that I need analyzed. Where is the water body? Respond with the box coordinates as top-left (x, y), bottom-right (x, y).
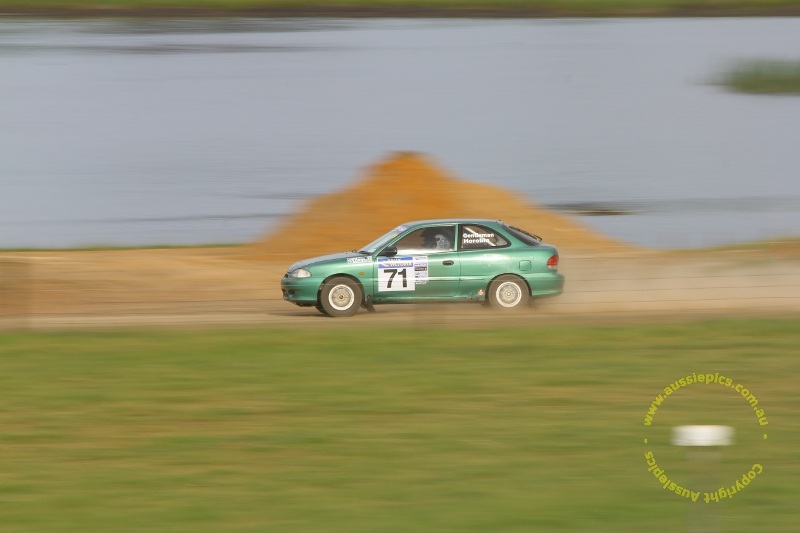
top-left (1, 17), bottom-right (799, 249)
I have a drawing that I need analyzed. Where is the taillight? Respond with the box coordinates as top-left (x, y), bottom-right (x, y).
top-left (547, 254), bottom-right (559, 270)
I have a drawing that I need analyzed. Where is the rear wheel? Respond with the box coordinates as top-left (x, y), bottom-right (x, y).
top-left (487, 275), bottom-right (529, 310)
top-left (319, 277), bottom-right (362, 317)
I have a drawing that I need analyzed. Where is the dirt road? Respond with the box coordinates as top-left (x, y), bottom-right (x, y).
top-left (1, 244), bottom-right (798, 330)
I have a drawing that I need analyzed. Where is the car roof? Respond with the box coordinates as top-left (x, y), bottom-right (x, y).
top-left (401, 218), bottom-right (501, 227)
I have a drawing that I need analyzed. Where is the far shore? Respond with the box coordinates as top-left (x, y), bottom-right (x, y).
top-left (3, 2), bottom-right (800, 19)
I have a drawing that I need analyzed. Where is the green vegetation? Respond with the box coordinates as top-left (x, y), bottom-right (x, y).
top-left (1, 0), bottom-right (800, 16)
top-left (1, 319), bottom-right (797, 531)
top-left (720, 60), bottom-right (800, 95)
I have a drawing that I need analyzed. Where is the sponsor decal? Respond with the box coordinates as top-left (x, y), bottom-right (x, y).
top-left (462, 232), bottom-right (495, 245)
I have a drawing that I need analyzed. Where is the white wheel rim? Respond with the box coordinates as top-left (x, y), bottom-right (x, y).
top-left (496, 281), bottom-right (522, 308)
top-left (329, 285), bottom-right (355, 310)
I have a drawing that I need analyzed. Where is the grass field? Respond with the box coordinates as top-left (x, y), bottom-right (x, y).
top-left (1, 318), bottom-right (797, 531)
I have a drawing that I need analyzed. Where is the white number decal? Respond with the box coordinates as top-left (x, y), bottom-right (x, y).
top-left (377, 257), bottom-right (419, 292)
top-left (384, 268), bottom-right (408, 289)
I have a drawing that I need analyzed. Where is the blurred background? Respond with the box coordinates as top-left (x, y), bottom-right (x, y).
top-left (1, 8), bottom-right (799, 533)
top-left (2, 16), bottom-right (800, 250)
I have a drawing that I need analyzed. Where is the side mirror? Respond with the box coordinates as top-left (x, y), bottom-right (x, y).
top-left (380, 246), bottom-right (398, 257)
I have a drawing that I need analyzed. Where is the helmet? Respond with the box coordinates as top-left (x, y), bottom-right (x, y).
top-left (422, 228), bottom-right (451, 250)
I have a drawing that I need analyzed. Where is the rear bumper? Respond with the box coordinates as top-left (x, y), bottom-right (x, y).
top-left (527, 272), bottom-right (565, 298)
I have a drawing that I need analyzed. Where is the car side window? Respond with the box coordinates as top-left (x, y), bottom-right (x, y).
top-left (460, 225), bottom-right (509, 250)
top-left (394, 226), bottom-right (455, 253)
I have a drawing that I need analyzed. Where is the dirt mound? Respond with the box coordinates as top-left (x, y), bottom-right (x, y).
top-left (253, 152), bottom-right (635, 261)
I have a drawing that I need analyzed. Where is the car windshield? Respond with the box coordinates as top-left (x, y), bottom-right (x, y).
top-left (358, 224), bottom-right (409, 254)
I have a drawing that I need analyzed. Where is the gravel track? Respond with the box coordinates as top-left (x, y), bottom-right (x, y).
top-left (2, 246), bottom-right (798, 330)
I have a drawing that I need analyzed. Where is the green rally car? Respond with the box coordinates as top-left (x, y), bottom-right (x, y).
top-left (281, 219), bottom-right (564, 317)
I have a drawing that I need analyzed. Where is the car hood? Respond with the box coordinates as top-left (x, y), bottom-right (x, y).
top-left (286, 251), bottom-right (371, 272)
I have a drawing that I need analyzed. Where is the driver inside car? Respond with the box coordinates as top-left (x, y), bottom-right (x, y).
top-left (422, 228), bottom-right (452, 251)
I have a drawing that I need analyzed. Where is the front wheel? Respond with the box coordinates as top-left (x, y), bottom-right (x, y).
top-left (487, 275), bottom-right (529, 311)
top-left (319, 277), bottom-right (362, 317)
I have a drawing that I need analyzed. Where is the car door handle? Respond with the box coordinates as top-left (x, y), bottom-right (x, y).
top-left (442, 260), bottom-right (454, 266)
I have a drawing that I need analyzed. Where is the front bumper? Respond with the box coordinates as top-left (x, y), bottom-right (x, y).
top-left (281, 276), bottom-right (322, 307)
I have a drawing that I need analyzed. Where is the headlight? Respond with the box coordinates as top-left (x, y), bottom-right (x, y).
top-left (289, 268), bottom-right (311, 278)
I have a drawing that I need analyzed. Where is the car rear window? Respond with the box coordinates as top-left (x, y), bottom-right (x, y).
top-left (501, 223), bottom-right (542, 246)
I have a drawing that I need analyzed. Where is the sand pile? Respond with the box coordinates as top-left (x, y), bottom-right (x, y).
top-left (254, 152), bottom-right (634, 261)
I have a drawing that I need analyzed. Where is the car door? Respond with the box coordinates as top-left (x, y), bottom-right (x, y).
top-left (457, 223), bottom-right (514, 296)
top-left (372, 225), bottom-right (461, 302)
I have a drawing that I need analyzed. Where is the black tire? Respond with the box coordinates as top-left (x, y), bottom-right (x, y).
top-left (319, 277), bottom-right (362, 317)
top-left (487, 275), bottom-right (529, 311)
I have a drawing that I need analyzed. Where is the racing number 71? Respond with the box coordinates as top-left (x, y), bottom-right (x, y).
top-left (385, 268), bottom-right (408, 288)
